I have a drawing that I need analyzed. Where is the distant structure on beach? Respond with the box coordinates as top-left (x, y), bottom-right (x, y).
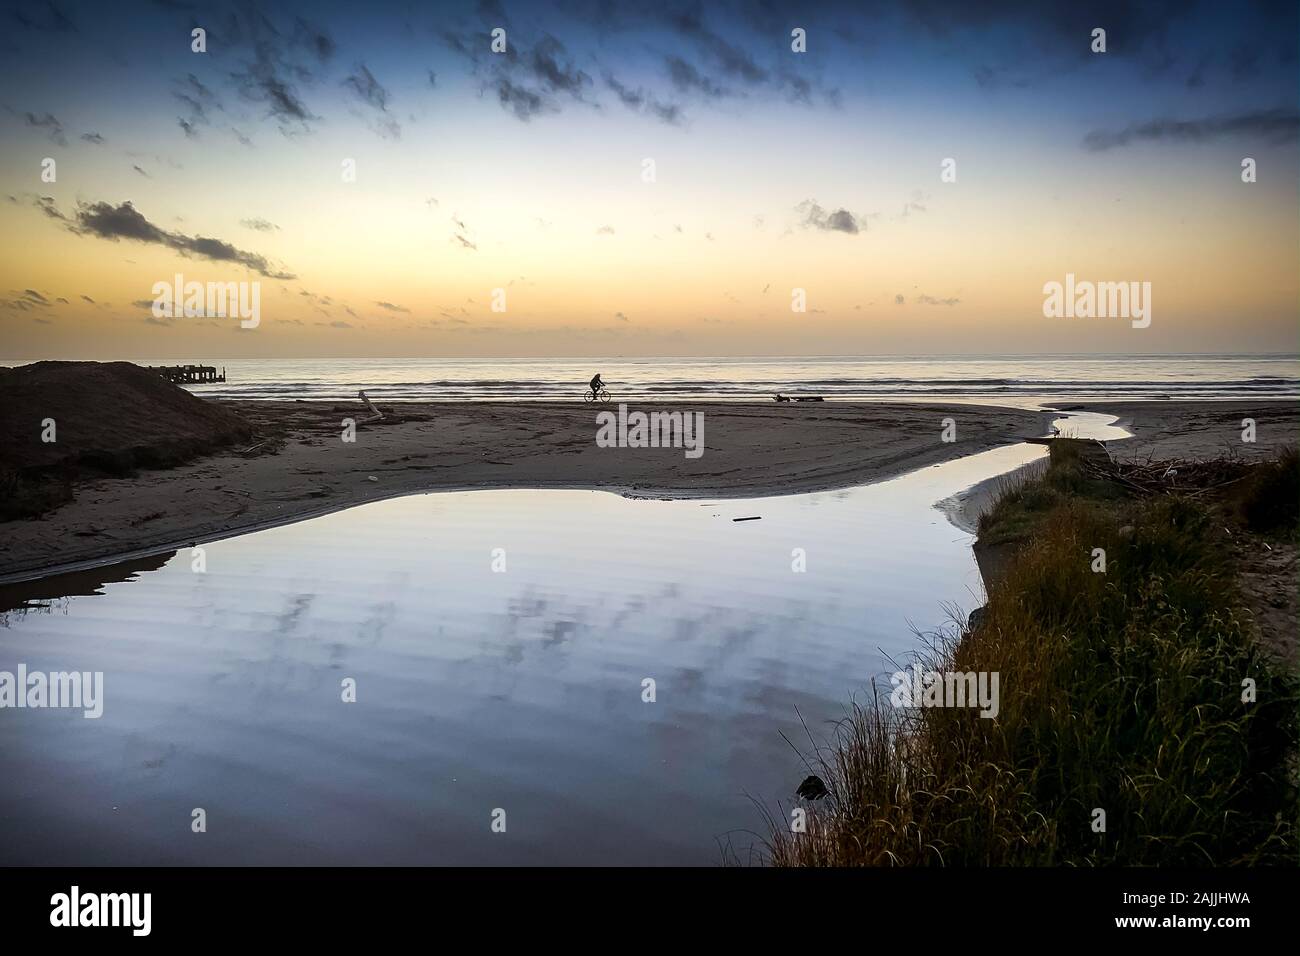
top-left (149, 364), bottom-right (226, 384)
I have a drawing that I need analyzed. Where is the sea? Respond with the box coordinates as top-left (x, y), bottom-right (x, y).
top-left (142, 353), bottom-right (1300, 403)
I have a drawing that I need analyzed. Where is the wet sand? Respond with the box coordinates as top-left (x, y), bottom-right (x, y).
top-left (1063, 399), bottom-right (1296, 462)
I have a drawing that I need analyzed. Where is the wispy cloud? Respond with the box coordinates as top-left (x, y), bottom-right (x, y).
top-left (442, 30), bottom-right (593, 122)
top-left (603, 73), bottom-right (683, 125)
top-left (343, 63), bottom-right (400, 139)
top-left (1083, 108), bottom-right (1300, 150)
top-left (18, 110), bottom-right (66, 146)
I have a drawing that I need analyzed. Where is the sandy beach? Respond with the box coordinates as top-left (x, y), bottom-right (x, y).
top-left (2, 399), bottom-right (1053, 580)
top-left (1063, 400), bottom-right (1298, 462)
top-left (2, 391), bottom-right (1296, 582)
top-left (4, 391), bottom-right (1299, 582)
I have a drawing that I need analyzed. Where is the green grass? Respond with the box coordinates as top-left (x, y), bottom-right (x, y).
top-left (761, 449), bottom-right (1298, 867)
top-left (977, 440), bottom-right (1124, 547)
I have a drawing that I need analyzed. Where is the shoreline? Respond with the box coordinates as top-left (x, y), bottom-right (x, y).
top-left (5, 398), bottom-right (1052, 582)
top-left (3, 397), bottom-right (1297, 584)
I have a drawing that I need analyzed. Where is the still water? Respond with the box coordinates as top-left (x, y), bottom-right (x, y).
top-left (0, 418), bottom-right (1117, 865)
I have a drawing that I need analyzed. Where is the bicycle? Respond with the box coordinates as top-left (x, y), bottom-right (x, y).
top-left (583, 386), bottom-right (611, 403)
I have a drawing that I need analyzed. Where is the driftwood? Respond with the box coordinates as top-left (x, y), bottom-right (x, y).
top-left (358, 389), bottom-right (385, 423)
top-left (771, 393), bottom-right (824, 402)
top-left (1079, 452), bottom-right (1255, 498)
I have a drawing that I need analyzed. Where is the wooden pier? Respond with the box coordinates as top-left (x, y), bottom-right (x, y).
top-left (150, 364), bottom-right (226, 384)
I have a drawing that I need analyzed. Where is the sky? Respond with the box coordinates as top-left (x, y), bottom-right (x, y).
top-left (1, 0), bottom-right (1297, 359)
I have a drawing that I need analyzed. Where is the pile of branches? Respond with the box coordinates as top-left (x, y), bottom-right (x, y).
top-left (1081, 453), bottom-right (1254, 498)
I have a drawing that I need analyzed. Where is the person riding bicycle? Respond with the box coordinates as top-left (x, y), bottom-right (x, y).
top-left (589, 372), bottom-right (604, 398)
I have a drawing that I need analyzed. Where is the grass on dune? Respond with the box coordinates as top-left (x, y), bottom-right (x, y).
top-left (760, 445), bottom-right (1298, 867)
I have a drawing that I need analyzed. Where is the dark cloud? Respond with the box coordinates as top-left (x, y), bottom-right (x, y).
top-left (708, 37), bottom-right (767, 85)
top-left (173, 73), bottom-right (218, 124)
top-left (603, 73), bottom-right (683, 125)
top-left (80, 131), bottom-right (105, 145)
top-left (290, 16), bottom-right (335, 62)
top-left (528, 35), bottom-right (592, 96)
top-left (228, 26), bottom-right (320, 134)
top-left (665, 56), bottom-right (728, 99)
top-left (796, 200), bottom-right (862, 235)
top-left (343, 64), bottom-right (390, 110)
top-left (654, 7), bottom-right (835, 105)
top-left (1, 288), bottom-right (53, 312)
top-left (494, 78), bottom-right (546, 120)
top-left (375, 301), bottom-right (409, 313)
top-left (1083, 108), bottom-right (1300, 150)
top-left (443, 30), bottom-right (591, 122)
top-left (20, 111), bottom-right (66, 146)
top-left (132, 164), bottom-right (151, 177)
top-left (80, 294), bottom-right (94, 304)
top-left (66, 199), bottom-right (295, 279)
top-left (343, 63), bottom-right (400, 138)
top-left (899, 0), bottom-right (1190, 55)
top-left (73, 200), bottom-right (167, 242)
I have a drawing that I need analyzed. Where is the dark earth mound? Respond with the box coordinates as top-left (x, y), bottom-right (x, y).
top-left (0, 361), bottom-right (252, 519)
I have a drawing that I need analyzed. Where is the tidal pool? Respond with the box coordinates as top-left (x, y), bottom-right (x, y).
top-left (0, 416), bottom-right (1119, 865)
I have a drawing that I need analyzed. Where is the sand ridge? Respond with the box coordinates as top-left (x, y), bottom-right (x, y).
top-left (1, 399), bottom-right (1050, 580)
